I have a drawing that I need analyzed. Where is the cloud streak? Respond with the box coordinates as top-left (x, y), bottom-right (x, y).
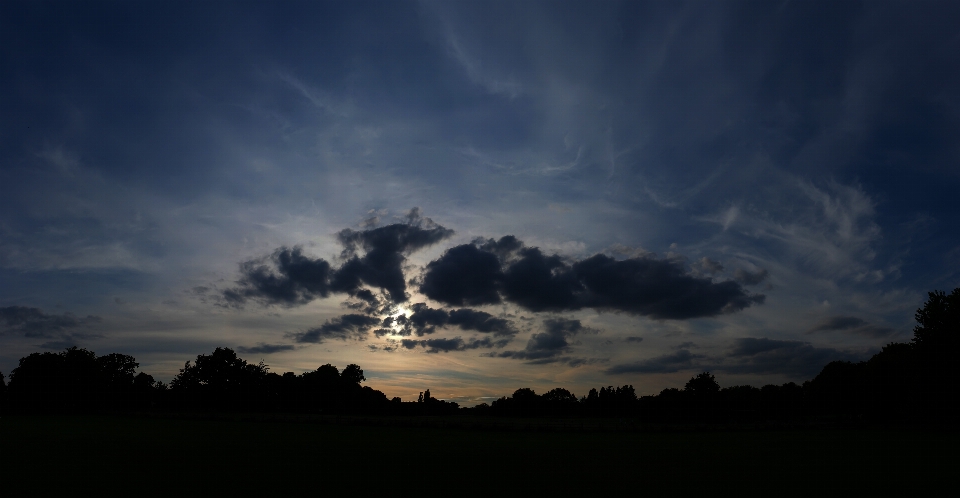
top-left (0, 306), bottom-right (101, 338)
top-left (288, 314), bottom-right (382, 344)
top-left (607, 337), bottom-right (862, 379)
top-left (808, 316), bottom-right (896, 338)
top-left (718, 338), bottom-right (862, 378)
top-left (393, 303), bottom-right (517, 337)
top-left (606, 349), bottom-right (703, 374)
top-left (237, 343), bottom-right (297, 355)
top-left (401, 336), bottom-right (508, 353)
top-left (488, 318), bottom-right (597, 364)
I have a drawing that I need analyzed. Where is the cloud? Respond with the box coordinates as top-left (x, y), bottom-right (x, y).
top-left (573, 254), bottom-right (764, 318)
top-left (734, 268), bottom-right (769, 285)
top-left (372, 328), bottom-right (395, 338)
top-left (288, 314), bottom-right (381, 344)
top-left (335, 209), bottom-right (455, 302)
top-left (708, 180), bottom-right (885, 283)
top-left (447, 308), bottom-right (516, 335)
top-left (392, 303), bottom-right (518, 337)
top-left (605, 349), bottom-right (703, 374)
top-left (607, 337), bottom-right (865, 378)
top-left (224, 211), bottom-right (453, 306)
top-left (693, 257), bottom-right (724, 275)
top-left (440, 20), bottom-right (523, 98)
top-left (224, 247), bottom-right (334, 306)
top-left (397, 302), bottom-right (452, 336)
top-left (226, 229), bottom-right (762, 321)
top-left (489, 318), bottom-right (596, 362)
top-left (718, 338), bottom-right (862, 378)
top-left (420, 237), bottom-right (764, 319)
top-left (808, 316), bottom-right (896, 338)
top-left (0, 306), bottom-right (101, 338)
top-left (400, 336), bottom-right (507, 353)
top-left (419, 243), bottom-right (503, 306)
top-left (624, 336), bottom-right (644, 343)
top-left (368, 343), bottom-right (397, 353)
top-left (237, 343), bottom-right (297, 355)
top-left (811, 316), bottom-right (866, 332)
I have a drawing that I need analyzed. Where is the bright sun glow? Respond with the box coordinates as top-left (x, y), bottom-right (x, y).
top-left (387, 305), bottom-right (411, 334)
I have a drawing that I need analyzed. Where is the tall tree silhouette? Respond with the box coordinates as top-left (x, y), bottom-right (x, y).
top-left (912, 289), bottom-right (960, 408)
top-left (341, 364), bottom-right (365, 385)
top-left (912, 289), bottom-right (960, 350)
top-left (685, 372), bottom-right (720, 396)
top-left (96, 353), bottom-right (139, 401)
top-left (542, 387), bottom-right (578, 415)
top-left (170, 347), bottom-right (269, 410)
top-left (0, 371), bottom-right (6, 412)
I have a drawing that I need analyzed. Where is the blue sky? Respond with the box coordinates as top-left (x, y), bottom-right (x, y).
top-left (2, 0), bottom-right (958, 405)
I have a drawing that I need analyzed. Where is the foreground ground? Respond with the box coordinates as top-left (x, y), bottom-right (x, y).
top-left (1, 414), bottom-right (954, 495)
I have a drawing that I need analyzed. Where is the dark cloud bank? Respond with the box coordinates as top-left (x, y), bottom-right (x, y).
top-left (808, 315), bottom-right (896, 338)
top-left (378, 304), bottom-right (518, 353)
top-left (225, 216), bottom-right (766, 362)
top-left (421, 236), bottom-right (765, 319)
top-left (607, 338), bottom-right (863, 379)
top-left (237, 343), bottom-right (297, 355)
top-left (390, 304), bottom-right (517, 337)
top-left (227, 227), bottom-right (763, 320)
top-left (287, 314), bottom-right (382, 344)
top-left (0, 306), bottom-right (102, 349)
top-left (485, 318), bottom-right (600, 366)
top-left (224, 210), bottom-right (453, 307)
top-left (401, 336), bottom-right (508, 354)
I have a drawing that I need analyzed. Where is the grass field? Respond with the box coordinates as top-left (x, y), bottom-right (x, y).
top-left (1, 414), bottom-right (954, 496)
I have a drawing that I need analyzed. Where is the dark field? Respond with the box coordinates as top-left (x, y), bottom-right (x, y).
top-left (1, 415), bottom-right (954, 495)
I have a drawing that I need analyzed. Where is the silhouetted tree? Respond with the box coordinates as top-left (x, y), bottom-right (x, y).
top-left (722, 385), bottom-right (760, 402)
top-left (133, 372), bottom-right (155, 394)
top-left (133, 372), bottom-right (155, 389)
top-left (297, 363), bottom-right (343, 411)
top-left (301, 364), bottom-right (340, 392)
top-left (658, 387), bottom-right (682, 399)
top-left (685, 372), bottom-right (720, 396)
top-left (96, 353), bottom-right (139, 402)
top-left (912, 288), bottom-right (960, 406)
top-left (542, 387), bottom-right (578, 412)
top-left (414, 388), bottom-right (458, 414)
top-left (512, 387), bottom-right (537, 402)
top-left (8, 347), bottom-right (99, 410)
top-left (912, 288), bottom-right (960, 351)
top-left (0, 371), bottom-right (6, 412)
top-left (170, 347), bottom-right (270, 410)
top-left (490, 388), bottom-right (536, 415)
top-left (341, 364), bottom-right (365, 385)
top-left (587, 385), bottom-right (637, 414)
top-left (804, 360), bottom-right (867, 419)
top-left (863, 342), bottom-right (917, 410)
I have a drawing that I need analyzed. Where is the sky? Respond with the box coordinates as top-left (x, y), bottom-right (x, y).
top-left (2, 0), bottom-right (959, 406)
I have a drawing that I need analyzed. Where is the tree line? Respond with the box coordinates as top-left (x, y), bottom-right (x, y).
top-left (0, 345), bottom-right (399, 414)
top-left (474, 288), bottom-right (959, 423)
top-left (1, 288), bottom-right (957, 423)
